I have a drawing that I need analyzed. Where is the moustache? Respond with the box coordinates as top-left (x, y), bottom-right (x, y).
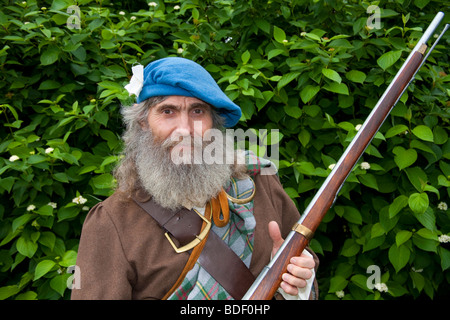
top-left (160, 135), bottom-right (207, 150)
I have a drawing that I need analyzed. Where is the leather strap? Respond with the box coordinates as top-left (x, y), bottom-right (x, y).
top-left (133, 196), bottom-right (255, 300)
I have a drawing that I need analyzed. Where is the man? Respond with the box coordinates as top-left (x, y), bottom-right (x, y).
top-left (71, 57), bottom-right (318, 300)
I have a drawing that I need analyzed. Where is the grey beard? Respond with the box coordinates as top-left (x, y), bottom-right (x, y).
top-left (135, 129), bottom-right (233, 211)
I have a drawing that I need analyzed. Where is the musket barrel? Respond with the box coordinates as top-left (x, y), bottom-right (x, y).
top-left (243, 11), bottom-right (446, 300)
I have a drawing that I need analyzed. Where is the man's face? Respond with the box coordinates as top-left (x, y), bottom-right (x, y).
top-left (145, 96), bottom-right (213, 156)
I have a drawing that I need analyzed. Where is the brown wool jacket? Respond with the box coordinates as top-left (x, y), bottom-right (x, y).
top-left (71, 173), bottom-right (319, 300)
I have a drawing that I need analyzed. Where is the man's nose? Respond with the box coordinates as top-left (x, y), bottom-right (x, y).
top-left (173, 112), bottom-right (193, 137)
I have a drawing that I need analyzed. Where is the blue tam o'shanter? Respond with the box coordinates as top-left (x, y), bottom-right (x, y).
top-left (126, 57), bottom-right (242, 128)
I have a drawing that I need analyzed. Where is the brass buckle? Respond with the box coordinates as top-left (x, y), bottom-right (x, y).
top-left (164, 209), bottom-right (211, 253)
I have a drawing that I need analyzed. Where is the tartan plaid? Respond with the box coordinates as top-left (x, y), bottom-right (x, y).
top-left (167, 151), bottom-right (273, 300)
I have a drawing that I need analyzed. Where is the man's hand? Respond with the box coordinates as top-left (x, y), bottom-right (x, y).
top-left (268, 221), bottom-right (315, 296)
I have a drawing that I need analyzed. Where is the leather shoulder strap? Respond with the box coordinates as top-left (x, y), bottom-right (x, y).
top-left (133, 197), bottom-right (255, 300)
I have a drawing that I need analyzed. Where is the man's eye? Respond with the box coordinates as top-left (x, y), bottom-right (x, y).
top-left (193, 109), bottom-right (203, 114)
top-left (162, 109), bottom-right (173, 114)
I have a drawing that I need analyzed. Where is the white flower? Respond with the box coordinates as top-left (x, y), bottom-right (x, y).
top-left (148, 2), bottom-right (157, 7)
top-left (48, 202), bottom-right (57, 209)
top-left (177, 48), bottom-right (184, 54)
top-left (282, 39), bottom-right (288, 43)
top-left (45, 147), bottom-right (54, 154)
top-left (355, 124), bottom-right (362, 131)
top-left (174, 5), bottom-right (180, 10)
top-left (82, 206), bottom-right (90, 211)
top-left (9, 155), bottom-right (20, 162)
top-left (328, 163), bottom-right (336, 170)
top-left (411, 266), bottom-right (423, 273)
top-left (124, 64), bottom-right (144, 97)
top-left (131, 16), bottom-right (136, 20)
top-left (27, 204), bottom-right (36, 211)
top-left (119, 11), bottom-right (125, 15)
top-left (335, 290), bottom-right (345, 298)
top-left (374, 283), bottom-right (388, 292)
top-left (439, 235), bottom-right (450, 243)
top-left (72, 196), bottom-right (88, 205)
top-left (437, 202), bottom-right (448, 211)
top-left (360, 162), bottom-right (371, 170)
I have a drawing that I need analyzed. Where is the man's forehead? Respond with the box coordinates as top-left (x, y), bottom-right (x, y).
top-left (153, 96), bottom-right (212, 109)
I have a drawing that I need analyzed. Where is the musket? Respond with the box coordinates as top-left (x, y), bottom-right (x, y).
top-left (243, 12), bottom-right (448, 300)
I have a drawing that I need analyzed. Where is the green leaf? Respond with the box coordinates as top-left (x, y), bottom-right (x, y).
top-left (267, 49), bottom-right (285, 60)
top-left (92, 173), bottom-right (115, 189)
top-left (414, 0), bottom-right (431, 9)
top-left (298, 129), bottom-right (311, 147)
top-left (389, 195), bottom-right (408, 218)
top-left (0, 286), bottom-right (20, 300)
top-left (36, 205), bottom-right (54, 216)
top-left (60, 250), bottom-right (77, 267)
top-left (416, 228), bottom-right (438, 241)
top-left (12, 214), bottom-right (33, 232)
top-left (328, 275), bottom-right (348, 292)
top-left (38, 232), bottom-right (56, 250)
top-left (40, 46), bottom-right (60, 66)
top-left (342, 206), bottom-right (363, 225)
top-left (323, 82), bottom-right (349, 95)
top-left (241, 50), bottom-right (251, 64)
top-left (284, 187), bottom-right (299, 199)
top-left (405, 167), bottom-right (428, 192)
top-left (389, 244), bottom-right (410, 272)
top-left (439, 247), bottom-right (450, 271)
top-left (57, 205), bottom-right (80, 222)
top-left (16, 236), bottom-right (38, 258)
top-left (393, 146), bottom-right (417, 170)
top-left (413, 207), bottom-right (436, 231)
top-left (385, 125), bottom-right (408, 138)
top-left (345, 70), bottom-right (366, 84)
top-left (277, 72), bottom-right (300, 90)
top-left (283, 105), bottom-right (302, 119)
top-left (322, 68), bottom-right (342, 83)
top-left (273, 25), bottom-right (286, 43)
top-left (358, 173), bottom-right (379, 191)
top-left (300, 85), bottom-right (320, 103)
top-left (341, 239), bottom-right (360, 257)
top-left (34, 260), bottom-right (56, 280)
top-left (413, 234), bottom-right (438, 252)
top-left (50, 0), bottom-right (73, 10)
top-left (396, 230), bottom-right (412, 246)
top-left (50, 274), bottom-right (70, 297)
top-left (408, 192), bottom-right (429, 214)
top-left (412, 125), bottom-right (434, 142)
top-left (377, 50), bottom-right (402, 70)
top-left (350, 274), bottom-right (373, 292)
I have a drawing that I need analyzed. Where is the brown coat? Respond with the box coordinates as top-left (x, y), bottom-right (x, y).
top-left (71, 173), bottom-right (319, 300)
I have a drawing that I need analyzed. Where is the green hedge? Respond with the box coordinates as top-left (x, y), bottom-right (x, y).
top-left (0, 0), bottom-right (449, 300)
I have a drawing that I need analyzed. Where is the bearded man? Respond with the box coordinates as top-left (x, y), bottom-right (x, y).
top-left (71, 57), bottom-right (319, 300)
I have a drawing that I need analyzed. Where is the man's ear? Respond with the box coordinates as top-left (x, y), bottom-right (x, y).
top-left (139, 119), bottom-right (149, 130)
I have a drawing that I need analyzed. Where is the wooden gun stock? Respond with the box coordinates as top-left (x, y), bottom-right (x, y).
top-left (242, 12), bottom-right (447, 300)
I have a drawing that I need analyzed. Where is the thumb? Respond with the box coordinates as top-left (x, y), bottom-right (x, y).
top-left (268, 221), bottom-right (284, 257)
